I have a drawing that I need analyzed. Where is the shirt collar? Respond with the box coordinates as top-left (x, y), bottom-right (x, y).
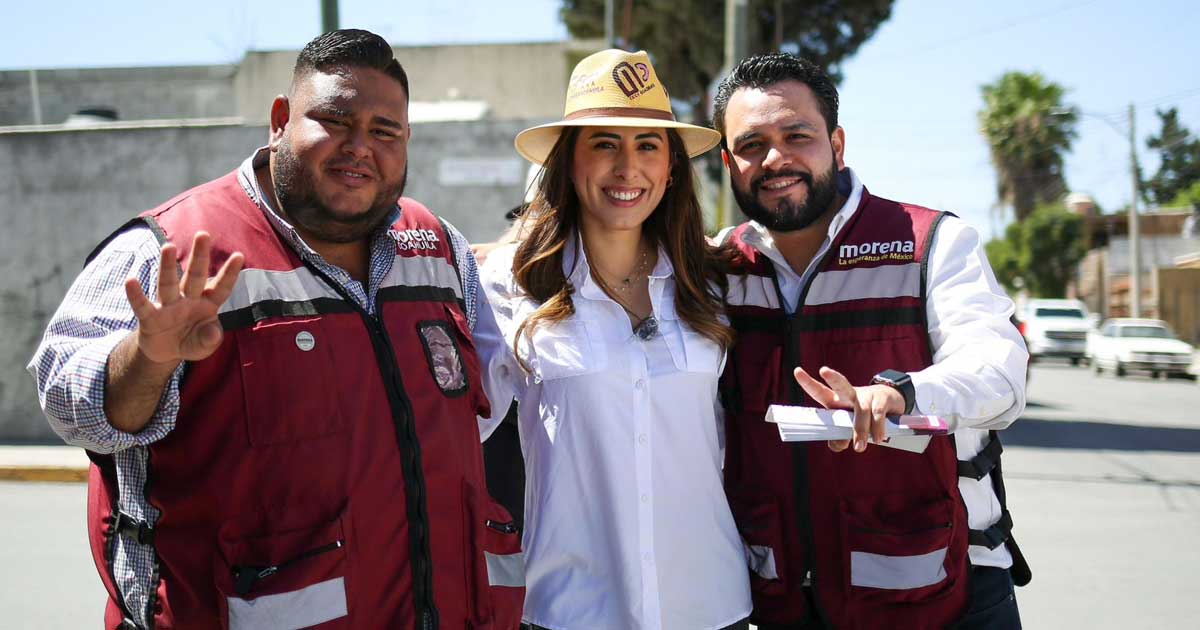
top-left (741, 166), bottom-right (864, 276)
top-left (235, 146), bottom-right (401, 261)
top-left (563, 229), bottom-right (674, 301)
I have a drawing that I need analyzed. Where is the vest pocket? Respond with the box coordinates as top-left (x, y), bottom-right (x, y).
top-left (214, 514), bottom-right (350, 630)
top-left (840, 495), bottom-right (960, 605)
top-left (236, 318), bottom-right (344, 446)
top-left (726, 485), bottom-right (790, 590)
top-left (462, 479), bottom-right (524, 630)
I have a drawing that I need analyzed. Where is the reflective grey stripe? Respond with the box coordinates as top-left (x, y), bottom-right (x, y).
top-left (219, 254), bottom-right (463, 314)
top-left (227, 576), bottom-right (348, 629)
top-left (381, 254), bottom-right (464, 299)
top-left (805, 263), bottom-right (921, 306)
top-left (724, 274), bottom-right (780, 309)
top-left (485, 551), bottom-right (525, 587)
top-left (850, 548), bottom-right (947, 590)
top-left (220, 266), bottom-right (341, 314)
top-left (747, 544), bottom-right (779, 580)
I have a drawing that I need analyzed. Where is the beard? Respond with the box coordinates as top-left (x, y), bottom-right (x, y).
top-left (731, 161), bottom-right (839, 233)
top-left (273, 137), bottom-right (407, 244)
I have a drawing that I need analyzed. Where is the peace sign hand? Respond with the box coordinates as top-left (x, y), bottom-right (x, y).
top-left (793, 366), bottom-right (906, 453)
top-left (124, 231), bottom-right (245, 365)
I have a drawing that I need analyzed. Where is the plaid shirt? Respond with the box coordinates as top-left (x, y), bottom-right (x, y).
top-left (27, 148), bottom-right (484, 627)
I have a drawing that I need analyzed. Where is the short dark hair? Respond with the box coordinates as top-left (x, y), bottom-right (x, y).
top-left (293, 29), bottom-right (409, 97)
top-left (712, 53), bottom-right (839, 142)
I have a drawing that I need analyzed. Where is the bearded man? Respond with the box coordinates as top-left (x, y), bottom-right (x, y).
top-left (714, 53), bottom-right (1029, 630)
top-left (29, 29), bottom-right (520, 630)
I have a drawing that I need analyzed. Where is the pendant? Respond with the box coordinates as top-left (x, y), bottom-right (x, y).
top-left (634, 315), bottom-right (659, 341)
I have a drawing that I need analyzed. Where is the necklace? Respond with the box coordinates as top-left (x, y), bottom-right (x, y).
top-left (596, 248), bottom-right (651, 293)
top-left (584, 240), bottom-right (660, 340)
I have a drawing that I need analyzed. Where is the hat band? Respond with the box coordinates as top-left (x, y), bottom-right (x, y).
top-left (564, 107), bottom-right (676, 122)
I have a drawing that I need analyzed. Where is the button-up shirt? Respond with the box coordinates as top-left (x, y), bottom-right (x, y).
top-left (480, 235), bottom-right (751, 630)
top-left (719, 167), bottom-right (1027, 568)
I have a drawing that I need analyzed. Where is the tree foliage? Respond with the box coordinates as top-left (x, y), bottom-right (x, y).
top-left (984, 223), bottom-right (1022, 292)
top-left (978, 72), bottom-right (1077, 222)
top-left (985, 203), bottom-right (1086, 298)
top-left (1143, 107), bottom-right (1200, 207)
top-left (559, 0), bottom-right (894, 119)
top-left (1170, 180), bottom-right (1200, 209)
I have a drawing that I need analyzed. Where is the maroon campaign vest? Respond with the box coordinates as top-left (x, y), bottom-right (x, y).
top-left (86, 172), bottom-right (522, 630)
top-left (720, 191), bottom-right (970, 629)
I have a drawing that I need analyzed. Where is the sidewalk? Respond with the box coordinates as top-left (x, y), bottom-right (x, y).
top-left (0, 445), bottom-right (88, 482)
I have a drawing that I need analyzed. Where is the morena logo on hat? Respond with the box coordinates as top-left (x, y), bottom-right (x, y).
top-left (613, 61), bottom-right (653, 98)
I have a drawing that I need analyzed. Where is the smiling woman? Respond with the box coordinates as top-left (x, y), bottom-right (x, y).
top-left (478, 49), bottom-right (753, 630)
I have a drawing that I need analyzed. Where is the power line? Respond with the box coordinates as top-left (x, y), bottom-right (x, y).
top-left (1135, 86), bottom-right (1200, 110)
top-left (885, 0), bottom-right (1109, 61)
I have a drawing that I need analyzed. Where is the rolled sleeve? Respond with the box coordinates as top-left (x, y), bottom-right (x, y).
top-left (27, 227), bottom-right (182, 453)
top-left (910, 217), bottom-right (1028, 432)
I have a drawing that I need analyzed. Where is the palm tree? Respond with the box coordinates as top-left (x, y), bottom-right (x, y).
top-left (978, 72), bottom-right (1078, 222)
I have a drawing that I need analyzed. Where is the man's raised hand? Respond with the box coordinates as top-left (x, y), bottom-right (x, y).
top-left (793, 366), bottom-right (905, 454)
top-left (125, 231), bottom-right (244, 365)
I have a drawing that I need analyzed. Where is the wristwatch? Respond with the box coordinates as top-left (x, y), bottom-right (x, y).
top-left (871, 369), bottom-right (915, 414)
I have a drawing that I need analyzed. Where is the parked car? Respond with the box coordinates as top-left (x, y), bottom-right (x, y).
top-left (1019, 299), bottom-right (1091, 365)
top-left (1088, 318), bottom-right (1197, 379)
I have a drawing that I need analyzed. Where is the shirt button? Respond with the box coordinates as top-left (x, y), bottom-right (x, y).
top-left (643, 552), bottom-right (653, 564)
top-left (638, 434), bottom-right (648, 445)
top-left (640, 493), bottom-right (649, 503)
top-left (634, 378), bottom-right (645, 390)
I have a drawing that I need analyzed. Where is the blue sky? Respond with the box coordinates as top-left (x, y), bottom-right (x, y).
top-left (3, 0), bottom-right (1198, 237)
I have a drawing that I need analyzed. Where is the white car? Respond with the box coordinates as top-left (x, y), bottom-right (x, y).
top-left (1088, 318), bottom-right (1197, 379)
top-left (1019, 299), bottom-right (1092, 365)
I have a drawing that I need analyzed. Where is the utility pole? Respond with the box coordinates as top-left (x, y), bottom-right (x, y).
top-left (774, 0), bottom-right (784, 50)
top-left (605, 0), bottom-right (614, 48)
top-left (718, 0), bottom-right (748, 229)
top-left (1128, 103), bottom-right (1142, 318)
top-left (622, 0), bottom-right (633, 48)
top-left (321, 0), bottom-right (339, 33)
top-left (29, 69), bottom-right (42, 126)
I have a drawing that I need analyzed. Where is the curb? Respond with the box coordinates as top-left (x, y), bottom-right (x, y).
top-left (0, 466), bottom-right (87, 483)
top-left (0, 446), bottom-right (89, 483)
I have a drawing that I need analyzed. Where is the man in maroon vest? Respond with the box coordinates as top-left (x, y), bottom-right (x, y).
top-left (712, 53), bottom-right (1029, 629)
top-left (29, 29), bottom-right (521, 629)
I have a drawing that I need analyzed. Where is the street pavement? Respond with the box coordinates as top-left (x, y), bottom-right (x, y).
top-left (1002, 361), bottom-right (1200, 628)
top-left (2, 362), bottom-right (1198, 628)
top-left (0, 480), bottom-right (106, 628)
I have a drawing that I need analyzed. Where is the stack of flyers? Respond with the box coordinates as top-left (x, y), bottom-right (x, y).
top-left (765, 406), bottom-right (949, 453)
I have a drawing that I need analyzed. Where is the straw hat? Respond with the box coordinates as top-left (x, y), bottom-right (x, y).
top-left (514, 49), bottom-right (722, 165)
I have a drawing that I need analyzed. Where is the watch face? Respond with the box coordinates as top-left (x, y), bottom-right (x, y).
top-left (875, 369), bottom-right (909, 385)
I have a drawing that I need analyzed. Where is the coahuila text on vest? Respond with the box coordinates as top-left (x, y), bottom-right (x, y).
top-left (390, 228), bottom-right (442, 251)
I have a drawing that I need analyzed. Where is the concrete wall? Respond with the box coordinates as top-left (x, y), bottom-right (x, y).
top-left (4, 40), bottom-right (577, 129)
top-left (233, 41), bottom-right (572, 124)
top-left (1156, 268), bottom-right (1200, 345)
top-left (0, 66), bottom-right (238, 126)
top-left (0, 118), bottom-right (532, 441)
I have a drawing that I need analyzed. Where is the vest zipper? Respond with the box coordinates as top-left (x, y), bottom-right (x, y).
top-left (786, 238), bottom-right (843, 627)
top-left (366, 313), bottom-right (441, 630)
top-left (231, 540), bottom-right (345, 596)
top-left (486, 519), bottom-right (518, 534)
top-left (305, 263), bottom-right (440, 630)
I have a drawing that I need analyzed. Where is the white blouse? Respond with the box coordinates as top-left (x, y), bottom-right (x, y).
top-left (479, 235), bottom-right (751, 630)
